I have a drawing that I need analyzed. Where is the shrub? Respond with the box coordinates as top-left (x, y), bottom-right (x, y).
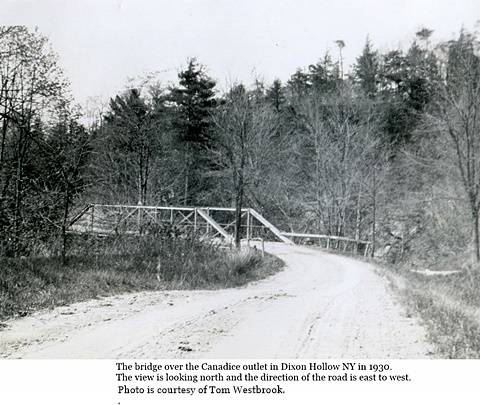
top-left (0, 234), bottom-right (283, 321)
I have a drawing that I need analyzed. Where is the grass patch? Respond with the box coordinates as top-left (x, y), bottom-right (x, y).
top-left (0, 234), bottom-right (283, 321)
top-left (385, 257), bottom-right (480, 359)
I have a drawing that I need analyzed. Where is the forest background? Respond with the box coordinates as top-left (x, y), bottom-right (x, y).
top-left (1, 25), bottom-right (479, 267)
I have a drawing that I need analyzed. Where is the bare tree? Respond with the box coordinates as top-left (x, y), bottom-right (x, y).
top-left (0, 27), bottom-right (68, 255)
top-left (102, 89), bottom-right (157, 205)
top-left (34, 111), bottom-right (92, 264)
top-left (431, 31), bottom-right (480, 262)
top-left (211, 84), bottom-right (279, 248)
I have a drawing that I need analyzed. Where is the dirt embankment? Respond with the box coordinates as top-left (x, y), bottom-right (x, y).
top-left (0, 243), bottom-right (432, 359)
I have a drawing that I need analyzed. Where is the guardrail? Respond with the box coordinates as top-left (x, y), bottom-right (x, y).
top-left (281, 232), bottom-right (372, 257)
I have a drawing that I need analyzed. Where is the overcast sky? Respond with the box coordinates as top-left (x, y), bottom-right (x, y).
top-left (1, 0), bottom-right (479, 106)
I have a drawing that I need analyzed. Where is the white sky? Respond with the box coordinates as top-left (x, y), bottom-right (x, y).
top-left (0, 0), bottom-right (479, 106)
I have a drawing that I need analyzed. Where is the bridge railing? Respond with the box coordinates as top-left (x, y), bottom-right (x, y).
top-left (67, 204), bottom-right (294, 245)
top-left (68, 204), bottom-right (371, 256)
top-left (281, 232), bottom-right (372, 257)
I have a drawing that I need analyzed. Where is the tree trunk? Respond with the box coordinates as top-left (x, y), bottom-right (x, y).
top-left (371, 165), bottom-right (377, 258)
top-left (13, 128), bottom-right (26, 257)
top-left (0, 109), bottom-right (8, 165)
top-left (234, 174), bottom-right (244, 250)
top-left (183, 152), bottom-right (189, 206)
top-left (61, 185), bottom-right (70, 265)
top-left (354, 184), bottom-right (363, 255)
top-left (0, 77), bottom-right (9, 166)
top-left (472, 208), bottom-right (480, 263)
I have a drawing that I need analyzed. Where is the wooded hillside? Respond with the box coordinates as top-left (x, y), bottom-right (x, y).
top-left (1, 26), bottom-right (479, 267)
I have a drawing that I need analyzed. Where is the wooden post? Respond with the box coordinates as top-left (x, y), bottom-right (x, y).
top-left (137, 206), bottom-right (141, 234)
top-left (206, 208), bottom-right (211, 236)
top-left (194, 208), bottom-right (198, 233)
top-left (364, 243), bottom-right (370, 258)
top-left (90, 205), bottom-right (95, 235)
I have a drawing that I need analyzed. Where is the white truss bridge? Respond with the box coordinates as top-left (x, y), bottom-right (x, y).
top-left (68, 204), bottom-right (371, 256)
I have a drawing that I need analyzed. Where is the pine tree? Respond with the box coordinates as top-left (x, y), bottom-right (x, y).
top-left (169, 58), bottom-right (216, 147)
top-left (266, 79), bottom-right (285, 112)
top-left (168, 59), bottom-right (217, 205)
top-left (355, 37), bottom-right (379, 98)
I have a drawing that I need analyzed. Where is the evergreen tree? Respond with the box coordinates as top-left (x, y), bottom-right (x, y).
top-left (287, 69), bottom-right (311, 102)
top-left (266, 79), bottom-right (286, 112)
top-left (169, 58), bottom-right (217, 147)
top-left (355, 37), bottom-right (379, 98)
top-left (377, 43), bottom-right (438, 146)
top-left (308, 52), bottom-right (340, 94)
top-left (167, 59), bottom-right (217, 205)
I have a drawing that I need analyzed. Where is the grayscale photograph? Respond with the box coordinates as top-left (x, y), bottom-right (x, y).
top-left (0, 0), bottom-right (479, 360)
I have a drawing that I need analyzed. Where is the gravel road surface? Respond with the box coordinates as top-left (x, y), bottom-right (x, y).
top-left (0, 243), bottom-right (432, 359)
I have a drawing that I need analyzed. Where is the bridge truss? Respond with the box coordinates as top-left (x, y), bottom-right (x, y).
top-left (68, 204), bottom-right (371, 256)
top-left (68, 204), bottom-right (293, 245)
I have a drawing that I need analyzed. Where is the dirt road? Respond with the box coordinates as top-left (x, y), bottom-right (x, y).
top-left (0, 243), bottom-right (432, 359)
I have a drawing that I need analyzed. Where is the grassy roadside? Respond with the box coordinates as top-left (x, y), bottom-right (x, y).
top-left (384, 260), bottom-right (480, 359)
top-left (0, 235), bottom-right (283, 322)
